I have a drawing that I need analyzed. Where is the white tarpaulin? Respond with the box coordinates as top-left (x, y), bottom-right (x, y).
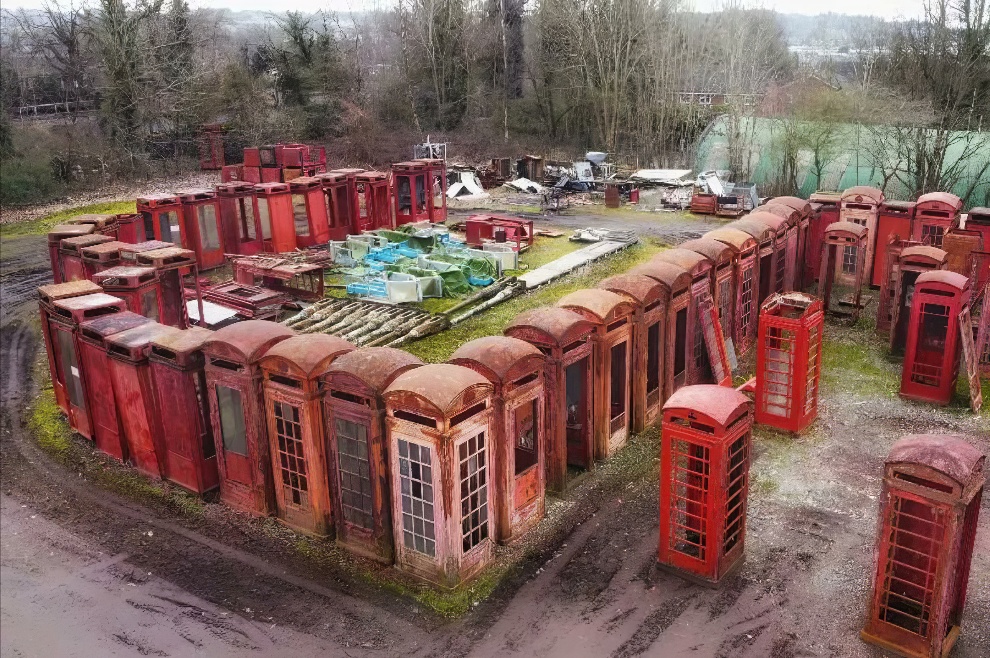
top-left (447, 172), bottom-right (489, 199)
top-left (506, 177), bottom-right (544, 193)
top-left (629, 169), bottom-right (693, 184)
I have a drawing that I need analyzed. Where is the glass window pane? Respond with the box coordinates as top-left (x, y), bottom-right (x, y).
top-left (197, 204), bottom-right (221, 250)
top-left (216, 385), bottom-right (247, 455)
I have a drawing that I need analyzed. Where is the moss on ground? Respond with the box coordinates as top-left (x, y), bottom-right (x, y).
top-left (1, 200), bottom-right (138, 239)
top-left (821, 331), bottom-right (900, 397)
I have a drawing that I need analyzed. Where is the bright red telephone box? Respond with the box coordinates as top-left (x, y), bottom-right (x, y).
top-left (217, 181), bottom-right (264, 256)
top-left (176, 188), bottom-right (225, 270)
top-left (254, 183), bottom-right (297, 253)
top-left (288, 176), bottom-right (331, 247)
top-left (137, 194), bottom-right (184, 246)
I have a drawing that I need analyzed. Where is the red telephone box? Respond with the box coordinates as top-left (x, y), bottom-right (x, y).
top-left (137, 194), bottom-right (184, 246)
top-left (37, 280), bottom-right (102, 416)
top-left (260, 335), bottom-right (355, 535)
top-left (64, 213), bottom-right (118, 237)
top-left (861, 434), bottom-right (985, 658)
top-left (628, 260), bottom-right (692, 397)
top-left (77, 310), bottom-right (151, 457)
top-left (92, 266), bottom-right (165, 324)
top-left (114, 212), bottom-right (146, 243)
top-left (203, 320), bottom-right (295, 516)
top-left (912, 192), bottom-right (962, 248)
top-left (355, 171), bottom-right (392, 231)
top-left (807, 191), bottom-right (842, 285)
top-left (133, 247), bottom-right (197, 329)
top-left (176, 188), bottom-right (225, 270)
top-left (149, 326), bottom-right (220, 495)
top-left (873, 201), bottom-right (917, 287)
top-left (58, 233), bottom-right (115, 282)
top-left (383, 364), bottom-right (495, 587)
top-left (767, 197), bottom-right (812, 288)
top-left (217, 181), bottom-right (264, 256)
top-left (254, 182), bottom-right (297, 253)
top-left (322, 347), bottom-right (424, 563)
top-left (900, 270), bottom-right (970, 406)
top-left (504, 307), bottom-right (596, 492)
top-left (558, 289), bottom-right (636, 458)
top-left (705, 227), bottom-right (759, 356)
top-left (818, 221), bottom-right (869, 321)
top-left (658, 384), bottom-right (752, 585)
top-left (681, 237), bottom-right (736, 343)
top-left (48, 293), bottom-right (129, 440)
top-left (887, 246), bottom-right (948, 354)
top-left (80, 240), bottom-right (130, 280)
top-left (964, 207), bottom-right (990, 292)
top-left (840, 186), bottom-right (884, 283)
top-left (755, 293), bottom-right (824, 434)
top-left (198, 123), bottom-right (225, 170)
top-left (48, 224), bottom-right (95, 283)
top-left (318, 171), bottom-right (355, 240)
top-left (761, 203), bottom-right (803, 290)
top-left (748, 210), bottom-right (795, 294)
top-left (106, 322), bottom-right (179, 476)
top-left (449, 336), bottom-right (546, 543)
top-left (392, 161), bottom-right (432, 226)
top-left (726, 216), bottom-right (777, 306)
top-left (597, 274), bottom-right (667, 432)
top-left (119, 240), bottom-right (174, 263)
top-left (288, 176), bottom-right (331, 247)
top-left (414, 158), bottom-right (448, 223)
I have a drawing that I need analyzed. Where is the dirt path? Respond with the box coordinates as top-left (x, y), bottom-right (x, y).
top-left (2, 217), bottom-right (988, 658)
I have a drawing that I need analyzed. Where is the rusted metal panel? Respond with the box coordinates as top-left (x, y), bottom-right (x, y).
top-left (900, 271), bottom-right (970, 406)
top-left (862, 434), bottom-right (985, 658)
top-left (658, 385), bottom-right (752, 585)
top-left (941, 229), bottom-right (983, 278)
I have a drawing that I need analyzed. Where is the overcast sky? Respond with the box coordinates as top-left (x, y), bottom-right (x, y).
top-left (0, 0), bottom-right (928, 20)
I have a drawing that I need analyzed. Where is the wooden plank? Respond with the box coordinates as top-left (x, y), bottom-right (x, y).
top-left (698, 290), bottom-right (732, 387)
top-left (958, 306), bottom-right (982, 413)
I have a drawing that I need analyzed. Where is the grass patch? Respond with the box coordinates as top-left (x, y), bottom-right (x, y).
top-left (0, 200), bottom-right (137, 239)
top-left (406, 240), bottom-right (665, 362)
top-left (821, 332), bottom-right (900, 397)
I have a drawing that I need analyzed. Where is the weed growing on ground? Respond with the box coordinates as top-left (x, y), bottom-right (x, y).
top-left (0, 200), bottom-right (137, 238)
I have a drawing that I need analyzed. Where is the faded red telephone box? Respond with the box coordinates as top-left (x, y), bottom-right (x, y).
top-left (964, 207), bottom-right (990, 291)
top-left (391, 161), bottom-right (432, 226)
top-left (705, 227), bottom-right (759, 356)
top-left (755, 293), bottom-right (824, 434)
top-left (504, 308), bottom-right (596, 492)
top-left (597, 274), bottom-right (667, 432)
top-left (817, 221), bottom-right (869, 321)
top-left (727, 216), bottom-right (777, 306)
top-left (77, 310), bottom-right (151, 457)
top-left (131, 247), bottom-right (198, 329)
top-left (203, 321), bottom-right (295, 516)
top-left (37, 280), bottom-right (102, 417)
top-left (322, 348), bottom-right (423, 563)
top-left (558, 289), bottom-right (636, 458)
top-left (383, 364), bottom-right (495, 587)
top-left (912, 192), bottom-right (962, 248)
top-left (149, 326), bottom-right (219, 495)
top-left (628, 260), bottom-right (692, 397)
top-left (861, 434), bottom-right (985, 658)
top-left (47, 293), bottom-right (129, 439)
top-left (64, 213), bottom-right (118, 237)
top-left (217, 181), bottom-right (264, 256)
top-left (807, 191), bottom-right (842, 285)
top-left (259, 335), bottom-right (355, 535)
top-left (840, 186), bottom-right (884, 283)
top-left (873, 201), bottom-right (917, 287)
top-left (119, 240), bottom-right (174, 263)
top-left (289, 176), bottom-right (331, 247)
top-left (93, 266), bottom-right (166, 323)
top-left (414, 158), bottom-right (448, 223)
top-left (355, 171), bottom-right (392, 231)
top-left (47, 224), bottom-right (95, 283)
top-left (886, 245), bottom-right (948, 354)
top-left (319, 169), bottom-right (365, 240)
top-left (254, 182), bottom-right (297, 253)
top-left (450, 336), bottom-right (546, 544)
top-left (176, 188), bottom-right (225, 270)
top-left (114, 213), bottom-right (146, 243)
top-left (465, 215), bottom-right (535, 252)
top-left (58, 233), bottom-right (115, 282)
top-left (900, 270), bottom-right (970, 406)
top-left (748, 210), bottom-right (795, 294)
top-left (80, 241), bottom-right (130, 280)
top-left (106, 322), bottom-right (179, 477)
top-left (137, 194), bottom-right (184, 246)
top-left (658, 384), bottom-right (752, 584)
top-left (681, 237), bottom-right (735, 343)
top-left (198, 123), bottom-right (225, 170)
top-left (766, 196), bottom-right (812, 290)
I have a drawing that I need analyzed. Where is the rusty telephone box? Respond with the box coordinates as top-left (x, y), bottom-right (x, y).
top-left (705, 227), bottom-right (760, 356)
top-left (504, 308), bottom-right (596, 492)
top-left (92, 266), bottom-right (165, 324)
top-left (254, 182), bottom-right (297, 254)
top-left (289, 176), bottom-right (331, 248)
top-left (260, 335), bottom-right (355, 535)
top-left (628, 260), bottom-right (692, 397)
top-left (37, 280), bottom-right (102, 417)
top-left (355, 171), bottom-right (392, 232)
top-left (886, 246), bottom-right (949, 355)
top-left (176, 188), bottom-right (225, 270)
top-left (766, 196), bottom-right (813, 290)
top-left (414, 158), bottom-right (447, 223)
top-left (658, 385), bottom-right (752, 585)
top-left (900, 271), bottom-right (970, 406)
top-left (135, 247), bottom-right (198, 329)
top-left (817, 221), bottom-right (869, 321)
top-left (597, 274), bottom-right (667, 432)
top-left (149, 326), bottom-right (220, 495)
top-left (681, 237), bottom-right (736, 345)
top-left (80, 240), bottom-right (130, 280)
top-left (203, 321), bottom-right (295, 516)
top-left (47, 224), bottom-right (95, 283)
top-left (756, 206), bottom-right (800, 292)
top-left (58, 233), bottom-right (115, 282)
top-left (558, 289), bottom-right (636, 458)
top-left (840, 186), bottom-right (884, 283)
top-left (912, 192), bottom-right (962, 249)
top-left (450, 336), bottom-right (547, 544)
top-left (322, 348), bottom-right (424, 563)
top-left (861, 434), bottom-right (984, 658)
top-left (755, 293), bottom-right (824, 434)
top-left (138, 194), bottom-right (184, 246)
top-left (217, 181), bottom-right (264, 256)
top-left (726, 217), bottom-right (778, 306)
top-left (808, 191), bottom-right (842, 285)
top-left (392, 161), bottom-right (433, 227)
top-left (77, 310), bottom-right (151, 457)
top-left (873, 201), bottom-right (917, 288)
top-left (383, 364), bottom-right (495, 588)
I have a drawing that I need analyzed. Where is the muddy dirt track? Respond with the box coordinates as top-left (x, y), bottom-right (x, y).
top-left (2, 218), bottom-right (989, 658)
